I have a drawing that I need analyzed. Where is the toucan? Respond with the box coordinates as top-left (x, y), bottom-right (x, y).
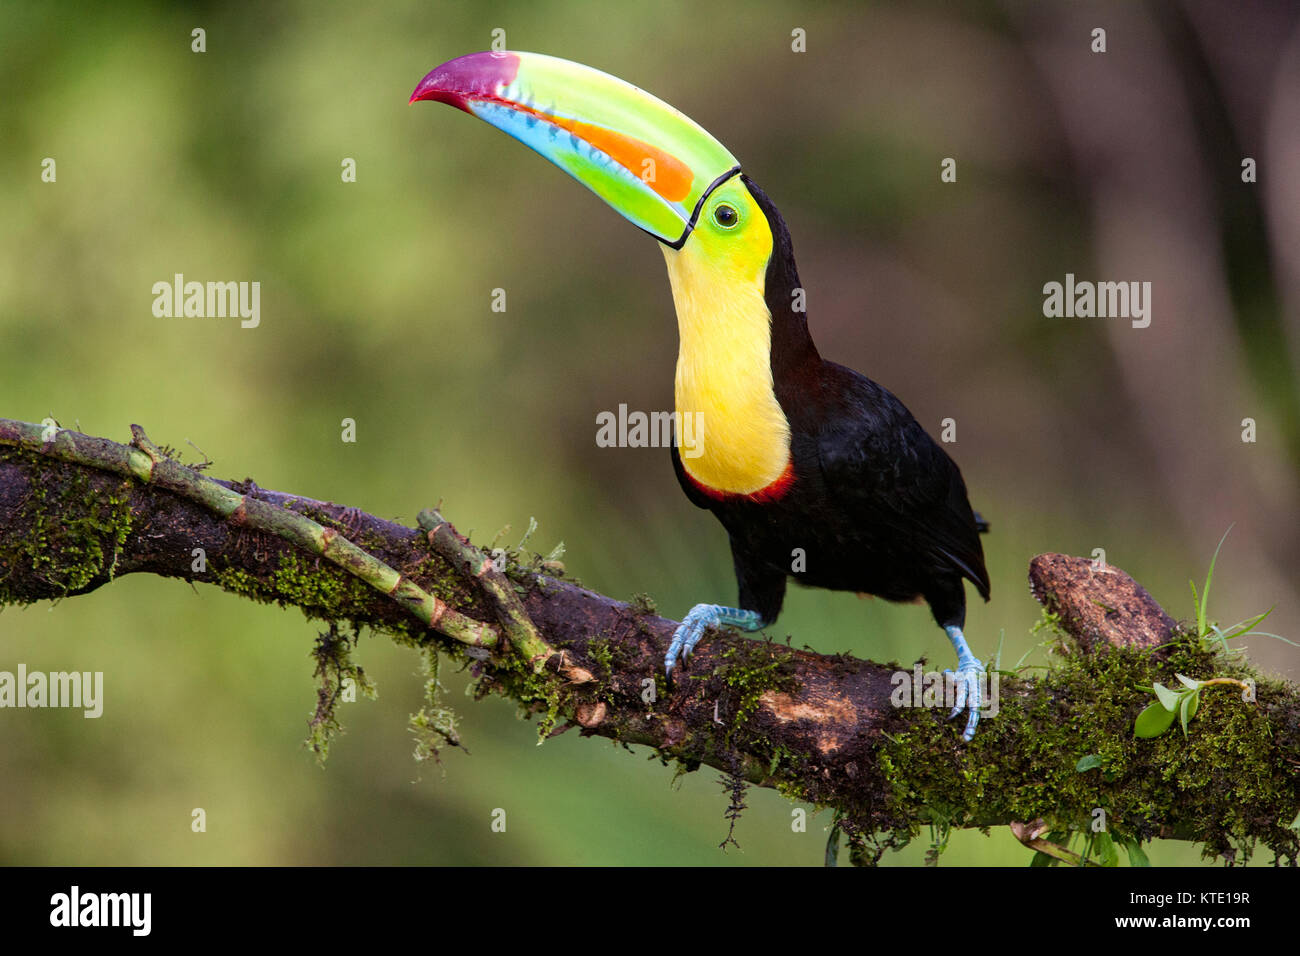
top-left (411, 52), bottom-right (992, 738)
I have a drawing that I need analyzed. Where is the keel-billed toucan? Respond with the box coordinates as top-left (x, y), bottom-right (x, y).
top-left (412, 52), bottom-right (992, 738)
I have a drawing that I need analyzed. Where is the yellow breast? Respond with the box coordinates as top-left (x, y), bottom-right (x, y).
top-left (661, 222), bottom-right (791, 496)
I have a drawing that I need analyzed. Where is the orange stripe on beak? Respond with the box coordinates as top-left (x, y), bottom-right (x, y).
top-left (508, 103), bottom-right (693, 204)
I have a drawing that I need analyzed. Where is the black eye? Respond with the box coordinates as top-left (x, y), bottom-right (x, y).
top-left (713, 203), bottom-right (738, 228)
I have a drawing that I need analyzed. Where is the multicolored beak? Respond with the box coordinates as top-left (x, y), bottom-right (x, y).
top-left (410, 51), bottom-right (741, 248)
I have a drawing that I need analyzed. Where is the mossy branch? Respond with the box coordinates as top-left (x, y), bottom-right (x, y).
top-left (1, 418), bottom-right (1298, 865)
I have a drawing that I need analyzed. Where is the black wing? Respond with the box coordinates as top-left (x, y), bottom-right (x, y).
top-left (812, 362), bottom-right (991, 601)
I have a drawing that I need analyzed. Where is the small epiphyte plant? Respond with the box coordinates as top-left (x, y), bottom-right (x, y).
top-left (1132, 527), bottom-right (1287, 740)
top-left (1189, 526), bottom-right (1294, 655)
top-left (1133, 673), bottom-right (1251, 739)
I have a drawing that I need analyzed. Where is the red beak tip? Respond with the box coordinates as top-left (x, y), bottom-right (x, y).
top-left (410, 53), bottom-right (521, 111)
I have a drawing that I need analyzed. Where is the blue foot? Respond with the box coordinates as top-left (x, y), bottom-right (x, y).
top-left (943, 625), bottom-right (985, 742)
top-left (665, 604), bottom-right (765, 676)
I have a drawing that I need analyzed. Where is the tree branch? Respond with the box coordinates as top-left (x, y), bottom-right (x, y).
top-left (1, 418), bottom-right (1297, 864)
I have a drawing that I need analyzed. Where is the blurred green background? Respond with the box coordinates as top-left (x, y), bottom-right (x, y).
top-left (1, 0), bottom-right (1298, 865)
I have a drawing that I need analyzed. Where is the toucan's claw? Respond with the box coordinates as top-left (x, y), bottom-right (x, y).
top-left (665, 604), bottom-right (765, 677)
top-left (943, 625), bottom-right (984, 741)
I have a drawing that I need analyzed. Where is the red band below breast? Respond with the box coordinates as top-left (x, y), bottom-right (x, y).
top-left (687, 458), bottom-right (796, 504)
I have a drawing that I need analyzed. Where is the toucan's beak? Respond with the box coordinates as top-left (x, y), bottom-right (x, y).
top-left (410, 51), bottom-right (741, 248)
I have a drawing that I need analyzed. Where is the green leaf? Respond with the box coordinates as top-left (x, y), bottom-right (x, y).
top-left (1186, 690), bottom-right (1200, 722)
top-left (1029, 850), bottom-right (1056, 867)
top-left (1196, 525), bottom-right (1234, 636)
top-left (1095, 831), bottom-right (1119, 867)
top-left (1152, 682), bottom-right (1180, 711)
top-left (824, 822), bottom-right (840, 867)
top-left (1222, 606), bottom-right (1273, 640)
top-left (1135, 701), bottom-right (1177, 738)
top-left (1123, 839), bottom-right (1151, 867)
top-left (1179, 693), bottom-right (1192, 736)
top-left (1242, 631), bottom-right (1300, 647)
top-left (1206, 624), bottom-right (1231, 655)
top-left (1175, 673), bottom-right (1201, 691)
top-left (1075, 754), bottom-right (1103, 772)
top-left (516, 515), bottom-right (538, 551)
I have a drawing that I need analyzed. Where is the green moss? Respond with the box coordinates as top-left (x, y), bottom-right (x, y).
top-left (464, 581), bottom-right (565, 740)
top-left (211, 524), bottom-right (489, 764)
top-left (212, 550), bottom-right (452, 648)
top-left (273, 551), bottom-right (375, 616)
top-left (410, 646), bottom-right (461, 766)
top-left (1030, 608), bottom-right (1065, 643)
top-left (0, 450), bottom-right (134, 605)
top-left (586, 638), bottom-right (615, 679)
top-left (874, 631), bottom-right (1299, 865)
top-left (662, 638), bottom-right (806, 781)
top-left (765, 742), bottom-right (804, 778)
top-left (630, 592), bottom-right (658, 615)
top-left (306, 622), bottom-right (377, 765)
top-left (714, 640), bottom-right (800, 730)
top-left (409, 554), bottom-right (480, 611)
top-left (213, 552), bottom-right (392, 629)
